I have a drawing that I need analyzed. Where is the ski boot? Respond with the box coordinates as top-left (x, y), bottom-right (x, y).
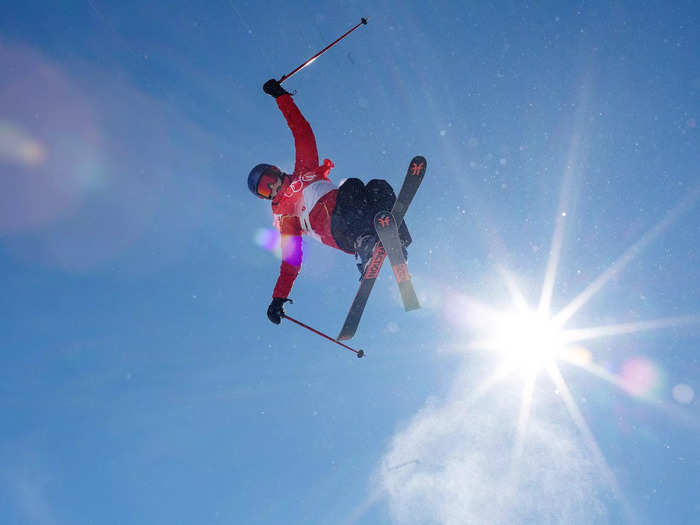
top-left (354, 233), bottom-right (379, 277)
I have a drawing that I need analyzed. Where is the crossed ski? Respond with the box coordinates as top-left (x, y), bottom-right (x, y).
top-left (374, 210), bottom-right (420, 311)
top-left (337, 156), bottom-right (426, 340)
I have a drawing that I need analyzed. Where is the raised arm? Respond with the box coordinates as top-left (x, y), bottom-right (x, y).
top-left (276, 94), bottom-right (319, 174)
top-left (262, 79), bottom-right (319, 174)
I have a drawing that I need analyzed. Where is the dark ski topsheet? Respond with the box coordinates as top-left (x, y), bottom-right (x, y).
top-left (374, 211), bottom-right (420, 311)
top-left (337, 156), bottom-right (426, 340)
top-left (392, 156), bottom-right (426, 224)
top-left (337, 245), bottom-right (386, 340)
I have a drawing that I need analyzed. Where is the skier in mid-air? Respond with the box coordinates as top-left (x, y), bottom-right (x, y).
top-left (248, 79), bottom-right (411, 325)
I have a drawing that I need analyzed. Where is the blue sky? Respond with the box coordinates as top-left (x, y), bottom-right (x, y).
top-left (1, 1), bottom-right (699, 524)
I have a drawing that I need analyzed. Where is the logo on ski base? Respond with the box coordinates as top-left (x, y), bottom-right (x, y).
top-left (393, 263), bottom-right (410, 283)
top-left (365, 246), bottom-right (386, 279)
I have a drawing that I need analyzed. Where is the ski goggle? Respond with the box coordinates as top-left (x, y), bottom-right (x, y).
top-left (256, 169), bottom-right (281, 199)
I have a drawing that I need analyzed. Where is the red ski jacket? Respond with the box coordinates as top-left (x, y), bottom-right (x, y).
top-left (270, 94), bottom-right (347, 298)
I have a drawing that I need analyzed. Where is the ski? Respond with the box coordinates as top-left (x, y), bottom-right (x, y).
top-left (374, 211), bottom-right (420, 311)
top-left (336, 243), bottom-right (386, 341)
top-left (337, 156), bottom-right (427, 340)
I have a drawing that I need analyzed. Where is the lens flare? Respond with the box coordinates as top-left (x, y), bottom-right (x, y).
top-left (620, 357), bottom-right (663, 398)
top-left (0, 121), bottom-right (46, 166)
top-left (563, 346), bottom-right (593, 366)
top-left (672, 384), bottom-right (694, 404)
top-left (254, 228), bottom-right (281, 258)
top-left (0, 43), bottom-right (106, 236)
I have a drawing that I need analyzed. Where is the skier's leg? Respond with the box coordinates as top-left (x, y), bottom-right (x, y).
top-left (333, 178), bottom-right (385, 275)
top-left (365, 179), bottom-right (395, 212)
top-left (366, 179), bottom-right (411, 248)
top-left (331, 178), bottom-right (369, 253)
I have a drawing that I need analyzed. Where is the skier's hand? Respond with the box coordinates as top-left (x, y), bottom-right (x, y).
top-left (263, 79), bottom-right (290, 99)
top-left (267, 297), bottom-right (292, 324)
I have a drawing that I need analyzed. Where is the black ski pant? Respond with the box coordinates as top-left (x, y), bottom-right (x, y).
top-left (330, 178), bottom-right (411, 253)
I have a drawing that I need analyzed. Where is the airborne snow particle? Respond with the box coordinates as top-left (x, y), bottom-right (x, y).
top-left (386, 322), bottom-right (399, 334)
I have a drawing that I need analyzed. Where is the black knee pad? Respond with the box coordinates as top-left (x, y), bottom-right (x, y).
top-left (366, 179), bottom-right (395, 213)
top-left (340, 178), bottom-right (365, 193)
top-left (366, 179), bottom-right (394, 197)
top-left (337, 178), bottom-right (366, 209)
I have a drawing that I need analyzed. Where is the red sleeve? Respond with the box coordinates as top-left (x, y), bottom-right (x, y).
top-left (272, 215), bottom-right (303, 298)
top-left (276, 94), bottom-right (319, 174)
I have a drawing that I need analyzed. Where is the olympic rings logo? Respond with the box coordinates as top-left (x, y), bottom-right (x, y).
top-left (284, 172), bottom-right (317, 197)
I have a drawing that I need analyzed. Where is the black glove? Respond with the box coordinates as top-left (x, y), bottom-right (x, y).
top-left (267, 297), bottom-right (292, 324)
top-left (263, 78), bottom-right (290, 99)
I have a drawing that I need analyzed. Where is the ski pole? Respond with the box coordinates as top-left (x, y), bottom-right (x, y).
top-left (278, 17), bottom-right (368, 83)
top-left (283, 314), bottom-right (365, 358)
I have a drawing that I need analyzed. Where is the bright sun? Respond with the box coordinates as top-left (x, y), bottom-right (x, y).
top-left (429, 140), bottom-right (700, 524)
top-left (492, 310), bottom-right (566, 368)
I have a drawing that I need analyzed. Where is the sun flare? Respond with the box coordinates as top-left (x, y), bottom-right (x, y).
top-left (466, 303), bottom-right (571, 374)
top-left (489, 309), bottom-right (566, 370)
top-left (435, 179), bottom-right (700, 524)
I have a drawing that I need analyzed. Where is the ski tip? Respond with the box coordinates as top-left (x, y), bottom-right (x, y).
top-left (374, 210), bottom-right (396, 228)
top-left (408, 156), bottom-right (427, 177)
